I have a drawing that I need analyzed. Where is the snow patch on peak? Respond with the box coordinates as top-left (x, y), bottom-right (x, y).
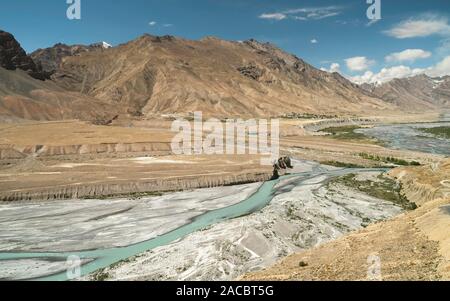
top-left (101, 41), bottom-right (112, 49)
top-left (91, 41), bottom-right (112, 49)
top-left (432, 78), bottom-right (444, 89)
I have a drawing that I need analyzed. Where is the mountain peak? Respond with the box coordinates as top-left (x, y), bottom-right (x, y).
top-left (200, 36), bottom-right (224, 43)
top-left (362, 73), bottom-right (450, 110)
top-left (44, 32), bottom-right (393, 117)
top-left (30, 41), bottom-right (113, 74)
top-left (0, 30), bottom-right (49, 80)
top-left (91, 41), bottom-right (112, 49)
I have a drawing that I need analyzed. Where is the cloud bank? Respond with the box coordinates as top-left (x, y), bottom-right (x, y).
top-left (345, 57), bottom-right (375, 72)
top-left (348, 56), bottom-right (450, 85)
top-left (385, 49), bottom-right (431, 63)
top-left (259, 6), bottom-right (342, 22)
top-left (384, 14), bottom-right (450, 39)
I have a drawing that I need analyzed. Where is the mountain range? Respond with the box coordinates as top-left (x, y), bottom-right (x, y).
top-left (0, 30), bottom-right (118, 123)
top-left (0, 29), bottom-right (448, 123)
top-left (30, 41), bottom-right (112, 74)
top-left (361, 75), bottom-right (450, 110)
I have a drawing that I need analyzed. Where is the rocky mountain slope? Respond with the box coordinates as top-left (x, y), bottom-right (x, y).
top-left (0, 30), bottom-right (49, 80)
top-left (30, 42), bottom-right (112, 74)
top-left (361, 75), bottom-right (450, 111)
top-left (50, 35), bottom-right (394, 118)
top-left (0, 67), bottom-right (118, 122)
top-left (5, 29), bottom-right (446, 121)
top-left (0, 30), bottom-right (119, 122)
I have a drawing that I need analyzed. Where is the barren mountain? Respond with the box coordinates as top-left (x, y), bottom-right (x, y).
top-left (361, 75), bottom-right (450, 111)
top-left (3, 29), bottom-right (449, 123)
top-left (30, 42), bottom-right (112, 74)
top-left (0, 67), bottom-right (118, 123)
top-left (0, 30), bottom-right (49, 80)
top-left (0, 30), bottom-right (118, 123)
top-left (50, 34), bottom-right (394, 118)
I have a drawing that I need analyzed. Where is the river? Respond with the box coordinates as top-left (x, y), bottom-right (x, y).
top-left (0, 161), bottom-right (397, 281)
top-left (355, 118), bottom-right (450, 156)
top-left (2, 115), bottom-right (449, 280)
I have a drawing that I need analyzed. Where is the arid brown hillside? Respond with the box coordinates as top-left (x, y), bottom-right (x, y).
top-left (361, 75), bottom-right (450, 111)
top-left (30, 42), bottom-right (112, 74)
top-left (7, 31), bottom-right (442, 121)
top-left (0, 30), bottom-right (118, 123)
top-left (0, 67), bottom-right (118, 123)
top-left (51, 35), bottom-right (395, 118)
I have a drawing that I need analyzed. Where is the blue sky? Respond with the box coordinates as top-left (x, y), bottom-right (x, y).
top-left (1, 0), bottom-right (450, 83)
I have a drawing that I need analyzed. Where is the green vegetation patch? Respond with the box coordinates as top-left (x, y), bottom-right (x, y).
top-left (91, 269), bottom-right (111, 281)
top-left (358, 153), bottom-right (421, 166)
top-left (332, 173), bottom-right (417, 211)
top-left (420, 127), bottom-right (450, 139)
top-left (320, 126), bottom-right (381, 145)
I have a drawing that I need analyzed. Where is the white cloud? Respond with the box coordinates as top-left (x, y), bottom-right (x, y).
top-left (345, 56), bottom-right (375, 72)
top-left (259, 6), bottom-right (342, 22)
top-left (384, 14), bottom-right (450, 39)
top-left (385, 49), bottom-right (432, 63)
top-left (293, 16), bottom-right (308, 21)
top-left (330, 63), bottom-right (340, 73)
top-left (349, 71), bottom-right (375, 85)
top-left (284, 6), bottom-right (341, 20)
top-left (426, 56), bottom-right (450, 77)
top-left (149, 21), bottom-right (173, 28)
top-left (310, 39), bottom-right (318, 44)
top-left (259, 13), bottom-right (287, 21)
top-left (321, 63), bottom-right (340, 73)
top-left (437, 39), bottom-right (450, 57)
top-left (348, 55), bottom-right (450, 85)
top-left (349, 66), bottom-right (424, 85)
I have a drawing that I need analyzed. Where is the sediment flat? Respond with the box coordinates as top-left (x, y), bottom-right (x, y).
top-left (86, 161), bottom-right (404, 281)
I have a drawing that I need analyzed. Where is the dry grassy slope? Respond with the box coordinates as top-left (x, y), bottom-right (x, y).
top-left (52, 35), bottom-right (395, 118)
top-left (0, 68), bottom-right (118, 122)
top-left (242, 160), bottom-right (450, 280)
top-left (390, 160), bottom-right (450, 206)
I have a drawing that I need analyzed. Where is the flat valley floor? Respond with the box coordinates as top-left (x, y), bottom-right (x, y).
top-left (0, 115), bottom-right (449, 280)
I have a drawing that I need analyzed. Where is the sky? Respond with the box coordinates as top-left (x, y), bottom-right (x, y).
top-left (1, 0), bottom-right (450, 84)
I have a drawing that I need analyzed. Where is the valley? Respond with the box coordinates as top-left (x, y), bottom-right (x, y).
top-left (0, 28), bottom-right (449, 282)
top-left (0, 117), bottom-right (448, 281)
top-left (0, 161), bottom-right (405, 280)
